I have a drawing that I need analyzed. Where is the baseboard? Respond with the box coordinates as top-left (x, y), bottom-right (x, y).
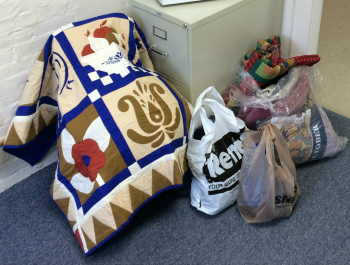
top-left (0, 144), bottom-right (57, 193)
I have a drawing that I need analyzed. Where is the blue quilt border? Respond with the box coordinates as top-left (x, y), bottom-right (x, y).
top-left (3, 124), bottom-right (57, 166)
top-left (72, 13), bottom-right (129, 27)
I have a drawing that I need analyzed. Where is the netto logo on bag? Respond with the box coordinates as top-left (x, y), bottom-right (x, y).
top-left (203, 131), bottom-right (244, 195)
top-left (275, 185), bottom-right (298, 206)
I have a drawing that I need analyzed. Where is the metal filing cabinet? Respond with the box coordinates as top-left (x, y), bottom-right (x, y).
top-left (132, 0), bottom-right (283, 105)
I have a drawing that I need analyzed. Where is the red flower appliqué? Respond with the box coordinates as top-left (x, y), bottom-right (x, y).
top-left (72, 139), bottom-right (106, 182)
top-left (82, 20), bottom-right (126, 57)
top-left (61, 117), bottom-right (110, 194)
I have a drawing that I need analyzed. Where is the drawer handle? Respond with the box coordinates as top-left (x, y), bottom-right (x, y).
top-left (150, 45), bottom-right (168, 57)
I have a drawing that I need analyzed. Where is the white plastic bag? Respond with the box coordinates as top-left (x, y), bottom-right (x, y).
top-left (187, 86), bottom-right (246, 215)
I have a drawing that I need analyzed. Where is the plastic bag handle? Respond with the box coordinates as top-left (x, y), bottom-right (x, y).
top-left (189, 87), bottom-right (216, 137)
top-left (247, 127), bottom-right (269, 178)
top-left (265, 127), bottom-right (275, 167)
top-left (191, 86), bottom-right (225, 115)
top-left (267, 124), bottom-right (296, 176)
top-left (201, 98), bottom-right (239, 129)
top-left (267, 124), bottom-right (289, 151)
top-left (199, 107), bottom-right (215, 135)
top-left (188, 107), bottom-right (215, 139)
top-left (188, 86), bottom-right (243, 141)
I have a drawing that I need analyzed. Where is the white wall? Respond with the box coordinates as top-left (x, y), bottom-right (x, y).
top-left (280, 0), bottom-right (324, 58)
top-left (281, 0), bottom-right (295, 59)
top-left (0, 0), bottom-right (129, 192)
top-left (290, 0), bottom-right (323, 56)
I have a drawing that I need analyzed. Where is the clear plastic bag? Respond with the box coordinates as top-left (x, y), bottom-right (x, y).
top-left (224, 66), bottom-right (318, 117)
top-left (223, 65), bottom-right (348, 165)
top-left (256, 103), bottom-right (348, 165)
top-left (237, 124), bottom-right (300, 223)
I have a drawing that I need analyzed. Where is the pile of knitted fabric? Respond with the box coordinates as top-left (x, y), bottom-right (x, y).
top-left (223, 36), bottom-right (348, 165)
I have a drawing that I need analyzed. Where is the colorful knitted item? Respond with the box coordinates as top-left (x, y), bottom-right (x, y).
top-left (242, 36), bottom-right (320, 86)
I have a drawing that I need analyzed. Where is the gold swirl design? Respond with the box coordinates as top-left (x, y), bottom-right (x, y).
top-left (118, 81), bottom-right (181, 148)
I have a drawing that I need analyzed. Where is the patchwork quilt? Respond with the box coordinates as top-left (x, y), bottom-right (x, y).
top-left (242, 36), bottom-right (320, 86)
top-left (3, 13), bottom-right (191, 255)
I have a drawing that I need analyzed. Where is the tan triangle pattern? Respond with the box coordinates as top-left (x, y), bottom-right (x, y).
top-left (38, 112), bottom-right (47, 133)
top-left (48, 113), bottom-right (58, 126)
top-left (69, 221), bottom-right (76, 229)
top-left (55, 198), bottom-right (70, 217)
top-left (110, 186), bottom-right (133, 213)
top-left (38, 48), bottom-right (45, 62)
top-left (183, 155), bottom-right (189, 174)
top-left (19, 101), bottom-right (37, 107)
top-left (178, 150), bottom-right (188, 175)
top-left (82, 229), bottom-right (96, 251)
top-left (13, 122), bottom-right (30, 144)
top-left (152, 169), bottom-right (172, 195)
top-left (153, 160), bottom-right (174, 185)
top-left (5, 124), bottom-right (23, 146)
top-left (128, 170), bottom-right (153, 196)
top-left (173, 160), bottom-right (183, 185)
top-left (81, 216), bottom-right (96, 245)
top-left (93, 203), bottom-right (117, 230)
top-left (93, 216), bottom-right (116, 246)
top-left (110, 203), bottom-right (132, 229)
top-left (67, 200), bottom-right (76, 222)
top-left (32, 114), bottom-right (39, 135)
top-left (40, 108), bottom-right (56, 125)
top-left (129, 185), bottom-right (150, 212)
top-left (25, 121), bottom-right (37, 143)
top-left (52, 181), bottom-right (69, 200)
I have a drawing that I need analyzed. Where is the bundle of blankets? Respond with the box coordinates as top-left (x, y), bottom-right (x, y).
top-left (3, 13), bottom-right (192, 255)
top-left (223, 36), bottom-right (348, 165)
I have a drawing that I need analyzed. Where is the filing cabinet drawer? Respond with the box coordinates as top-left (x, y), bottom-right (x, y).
top-left (160, 73), bottom-right (190, 102)
top-left (133, 7), bottom-right (189, 87)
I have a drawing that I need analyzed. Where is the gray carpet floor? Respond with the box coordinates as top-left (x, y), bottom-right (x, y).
top-left (1, 109), bottom-right (350, 265)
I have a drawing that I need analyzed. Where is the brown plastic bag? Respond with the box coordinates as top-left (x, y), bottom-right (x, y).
top-left (237, 124), bottom-right (300, 223)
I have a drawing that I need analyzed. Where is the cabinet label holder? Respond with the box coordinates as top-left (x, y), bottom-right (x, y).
top-left (153, 26), bottom-right (167, 40)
